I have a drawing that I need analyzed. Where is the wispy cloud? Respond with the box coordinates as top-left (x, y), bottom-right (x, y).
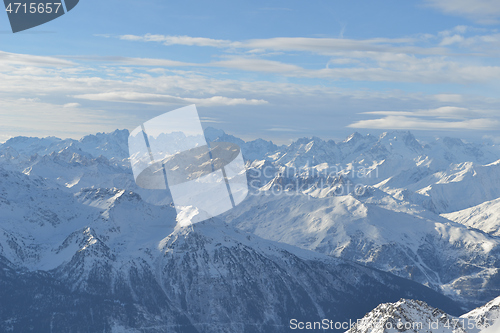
top-left (349, 106), bottom-right (500, 131)
top-left (0, 98), bottom-right (132, 139)
top-left (2, 23), bottom-right (500, 141)
top-left (0, 134), bottom-right (12, 144)
top-left (266, 127), bottom-right (300, 132)
top-left (0, 51), bottom-right (74, 67)
top-left (113, 28), bottom-right (500, 59)
top-left (99, 32), bottom-right (500, 84)
top-left (119, 34), bottom-right (236, 48)
top-left (349, 116), bottom-right (499, 130)
top-left (433, 94), bottom-right (463, 103)
top-left (483, 135), bottom-right (500, 144)
top-left (241, 37), bottom-right (445, 56)
top-left (58, 53), bottom-right (500, 85)
top-left (424, 0), bottom-right (500, 24)
top-left (63, 55), bottom-right (196, 67)
top-left (117, 34), bottom-right (445, 56)
top-left (212, 58), bottom-right (303, 73)
top-left (364, 106), bottom-right (484, 119)
top-left (63, 103), bottom-right (81, 108)
top-left (73, 92), bottom-right (268, 106)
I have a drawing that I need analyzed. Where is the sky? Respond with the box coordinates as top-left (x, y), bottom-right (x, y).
top-left (0, 0), bottom-right (500, 144)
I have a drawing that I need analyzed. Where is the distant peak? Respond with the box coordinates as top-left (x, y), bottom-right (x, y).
top-left (112, 128), bottom-right (130, 137)
top-left (4, 135), bottom-right (61, 145)
top-left (442, 137), bottom-right (465, 147)
top-left (203, 127), bottom-right (226, 141)
top-left (295, 137), bottom-right (314, 145)
top-left (81, 129), bottom-right (129, 141)
top-left (379, 130), bottom-right (413, 139)
top-left (344, 132), bottom-right (363, 143)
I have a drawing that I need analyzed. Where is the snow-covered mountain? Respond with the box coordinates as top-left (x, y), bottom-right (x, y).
top-left (223, 187), bottom-right (500, 308)
top-left (378, 160), bottom-right (500, 214)
top-left (462, 296), bottom-right (500, 329)
top-left (1, 128), bottom-right (500, 332)
top-left (0, 168), bottom-right (463, 332)
top-left (255, 130), bottom-right (498, 179)
top-left (242, 131), bottom-right (500, 215)
top-left (443, 197), bottom-right (500, 237)
top-left (344, 299), bottom-right (468, 333)
top-left (0, 129), bottom-right (130, 168)
top-left (204, 127), bottom-right (279, 161)
top-left (343, 295), bottom-right (500, 333)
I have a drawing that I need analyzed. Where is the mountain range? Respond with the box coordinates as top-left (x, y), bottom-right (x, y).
top-left (1, 128), bottom-right (499, 332)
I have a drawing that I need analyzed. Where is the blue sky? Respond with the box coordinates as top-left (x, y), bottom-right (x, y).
top-left (1, 0), bottom-right (500, 144)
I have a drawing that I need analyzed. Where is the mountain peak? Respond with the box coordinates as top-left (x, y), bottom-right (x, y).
top-left (463, 295), bottom-right (500, 327)
top-left (203, 127), bottom-right (226, 142)
top-left (442, 136), bottom-right (465, 148)
top-left (78, 129), bottom-right (130, 145)
top-left (344, 132), bottom-right (363, 143)
top-left (378, 130), bottom-right (422, 152)
top-left (379, 130), bottom-right (413, 140)
top-left (346, 299), bottom-right (460, 333)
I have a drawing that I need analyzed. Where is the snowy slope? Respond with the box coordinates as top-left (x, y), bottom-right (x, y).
top-left (21, 148), bottom-right (134, 192)
top-left (0, 168), bottom-right (463, 332)
top-left (462, 296), bottom-right (500, 329)
top-left (245, 132), bottom-right (500, 211)
top-left (2, 128), bottom-right (500, 332)
top-left (0, 129), bottom-right (130, 168)
top-left (443, 198), bottom-right (500, 237)
top-left (258, 131), bottom-right (499, 176)
top-left (343, 296), bottom-right (500, 333)
top-left (344, 299), bottom-right (481, 333)
top-left (223, 188), bottom-right (500, 308)
top-left (379, 161), bottom-right (500, 214)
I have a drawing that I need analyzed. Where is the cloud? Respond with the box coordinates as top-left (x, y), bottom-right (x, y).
top-left (266, 127), bottom-right (300, 132)
top-left (97, 33), bottom-right (500, 84)
top-left (120, 34), bottom-right (236, 48)
top-left (117, 34), bottom-right (447, 56)
top-left (0, 98), bottom-right (132, 139)
top-left (0, 48), bottom-right (497, 108)
top-left (0, 57), bottom-right (341, 101)
top-left (424, 0), bottom-right (500, 24)
top-left (212, 58), bottom-right (303, 73)
top-left (63, 103), bottom-right (81, 108)
top-left (66, 53), bottom-right (500, 85)
top-left (0, 134), bottom-right (12, 143)
top-left (483, 135), bottom-right (500, 144)
top-left (62, 55), bottom-right (194, 67)
top-left (421, 106), bottom-right (472, 118)
top-left (364, 106), bottom-right (481, 119)
top-left (241, 37), bottom-right (445, 56)
top-left (1, 45), bottom-right (499, 142)
top-left (433, 94), bottom-right (463, 103)
top-left (434, 26), bottom-right (500, 53)
top-left (440, 34), bottom-right (465, 45)
top-left (0, 51), bottom-right (74, 67)
top-left (73, 92), bottom-right (268, 106)
top-left (349, 106), bottom-right (499, 131)
top-left (348, 115), bottom-right (499, 130)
